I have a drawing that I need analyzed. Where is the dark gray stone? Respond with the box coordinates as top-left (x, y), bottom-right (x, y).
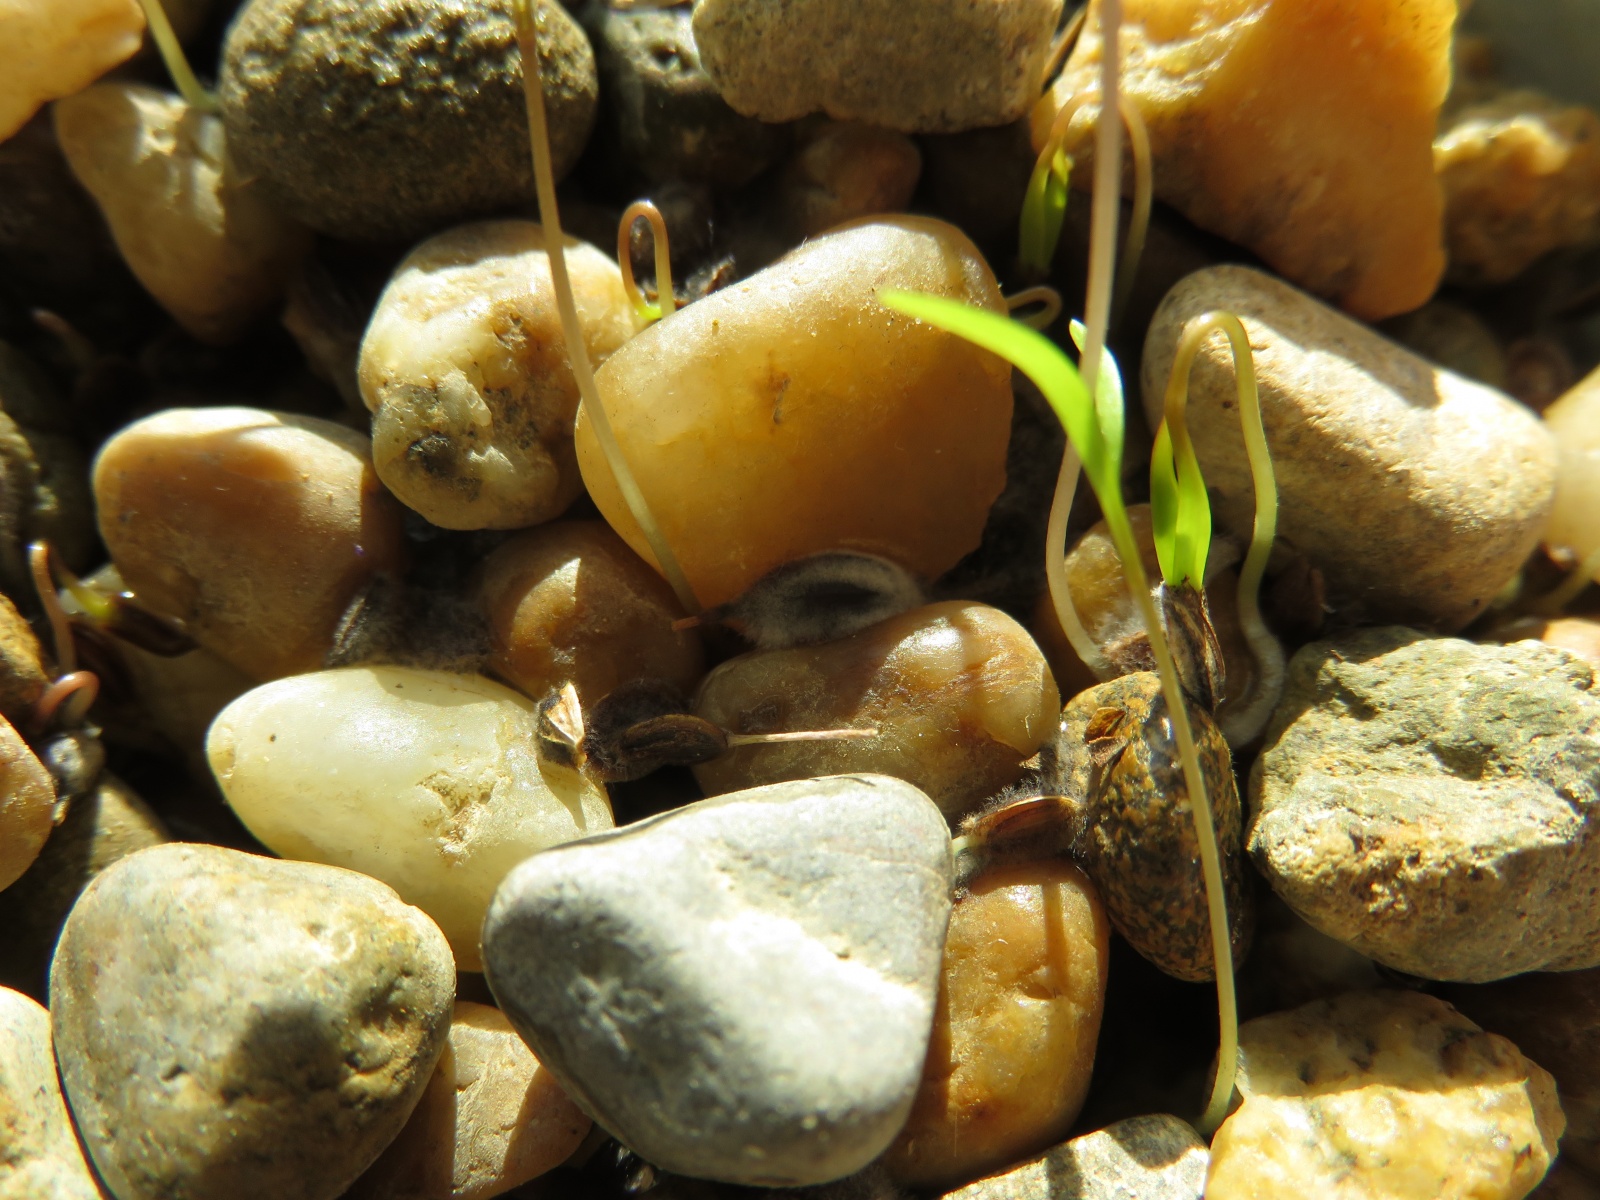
top-left (220, 0), bottom-right (597, 241)
top-left (482, 773), bottom-right (953, 1187)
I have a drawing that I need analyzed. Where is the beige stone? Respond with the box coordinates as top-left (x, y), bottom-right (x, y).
top-left (93, 407), bottom-right (408, 680)
top-left (479, 521), bottom-right (704, 710)
top-left (1437, 89), bottom-right (1600, 286)
top-left (776, 122), bottom-right (922, 239)
top-left (693, 0), bottom-right (1062, 133)
top-left (358, 221), bottom-right (633, 531)
top-left (1545, 368), bottom-right (1600, 581)
top-left (208, 667), bottom-right (614, 970)
top-left (887, 859), bottom-right (1109, 1190)
top-left (939, 1114), bottom-right (1208, 1200)
top-left (0, 0), bottom-right (143, 142)
top-left (0, 715), bottom-right (55, 893)
top-left (347, 1001), bottom-right (591, 1200)
top-left (1207, 991), bottom-right (1564, 1200)
top-left (0, 987), bottom-right (102, 1199)
top-left (575, 216), bottom-right (1012, 610)
top-left (1040, 0), bottom-right (1453, 320)
top-left (1143, 266), bottom-right (1556, 631)
top-left (0, 592), bottom-right (46, 728)
top-left (55, 84), bottom-right (310, 345)
top-left (693, 602), bottom-right (1059, 823)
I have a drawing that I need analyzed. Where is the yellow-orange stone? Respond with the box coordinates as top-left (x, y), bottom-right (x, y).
top-left (574, 215), bottom-right (1011, 609)
top-left (886, 859), bottom-right (1110, 1190)
top-left (0, 716), bottom-right (56, 893)
top-left (1037, 0), bottom-right (1454, 320)
top-left (479, 521), bottom-right (704, 709)
top-left (93, 407), bottom-right (407, 681)
top-left (0, 0), bottom-right (143, 143)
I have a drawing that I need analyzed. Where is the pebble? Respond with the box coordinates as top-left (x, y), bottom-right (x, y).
top-left (54, 83), bottom-right (311, 345)
top-left (0, 0), bottom-right (143, 141)
top-left (479, 520), bottom-right (704, 710)
top-left (1381, 300), bottom-right (1509, 391)
top-left (1544, 365), bottom-right (1600, 582)
top-left (481, 774), bottom-right (953, 1187)
top-left (576, 215), bottom-right (1013, 609)
top-left (1437, 88), bottom-right (1600, 286)
top-left (693, 601), bottom-right (1060, 824)
top-left (0, 395), bottom-right (94, 603)
top-left (92, 406), bottom-right (408, 681)
top-left (1489, 616), bottom-right (1600, 672)
top-left (1250, 628), bottom-right (1600, 982)
top-left (938, 1114), bottom-right (1208, 1200)
top-left (583, 1), bottom-right (787, 188)
top-left (0, 773), bottom-right (167, 999)
top-left (51, 843), bottom-right (456, 1200)
top-left (0, 590), bottom-right (47, 727)
top-left (1142, 265), bottom-right (1557, 631)
top-left (0, 715), bottom-right (56, 892)
top-left (346, 1000), bottom-right (591, 1200)
top-left (886, 858), bottom-right (1109, 1191)
top-left (774, 121), bottom-right (922, 240)
top-left (692, 0), bottom-right (1063, 134)
top-left (0, 987), bottom-right (103, 1199)
top-left (1043, 0), bottom-right (1452, 320)
top-left (220, 0), bottom-right (597, 241)
top-left (1443, 968), bottom-right (1600, 1181)
top-left (208, 666), bottom-right (615, 970)
top-left (1056, 671), bottom-right (1254, 983)
top-left (1207, 990), bottom-right (1564, 1200)
top-left (357, 220), bottom-right (633, 531)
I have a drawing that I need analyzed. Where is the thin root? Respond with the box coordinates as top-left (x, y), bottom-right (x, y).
top-left (618, 199), bottom-right (677, 327)
top-left (28, 543), bottom-right (75, 676)
top-left (134, 0), bottom-right (217, 113)
top-left (513, 0), bottom-right (700, 615)
top-left (31, 671), bottom-right (99, 734)
top-left (724, 727), bottom-right (877, 748)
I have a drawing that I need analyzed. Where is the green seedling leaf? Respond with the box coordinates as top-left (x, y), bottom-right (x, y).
top-left (1067, 318), bottom-right (1125, 478)
top-left (1018, 143), bottom-right (1072, 275)
top-left (1149, 416), bottom-right (1211, 588)
top-left (878, 290), bottom-right (1119, 506)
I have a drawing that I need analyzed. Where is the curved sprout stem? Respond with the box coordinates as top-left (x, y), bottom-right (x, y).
top-left (32, 671), bottom-right (99, 734)
top-left (617, 200), bottom-right (676, 328)
top-left (1045, 447), bottom-right (1112, 677)
top-left (1533, 545), bottom-right (1600, 616)
top-left (1162, 312), bottom-right (1284, 747)
top-left (513, 0), bottom-right (700, 615)
top-left (134, 0), bottom-right (216, 113)
top-left (28, 543), bottom-right (75, 676)
top-left (1005, 285), bottom-right (1064, 331)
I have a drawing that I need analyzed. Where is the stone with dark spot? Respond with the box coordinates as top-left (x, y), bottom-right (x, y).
top-left (50, 843), bottom-right (455, 1200)
top-left (1251, 628), bottom-right (1600, 981)
top-left (938, 1115), bottom-right (1208, 1200)
top-left (220, 0), bottom-right (597, 242)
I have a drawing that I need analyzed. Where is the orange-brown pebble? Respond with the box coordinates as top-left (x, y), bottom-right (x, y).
top-left (93, 407), bottom-right (406, 681)
top-left (1489, 616), bottom-right (1600, 672)
top-left (575, 215), bottom-right (1012, 609)
top-left (0, 714), bottom-right (56, 892)
top-left (478, 520), bottom-right (704, 709)
top-left (1038, 0), bottom-right (1453, 320)
top-left (886, 858), bottom-right (1109, 1190)
top-left (346, 1000), bottom-right (591, 1200)
top-left (693, 601), bottom-right (1059, 823)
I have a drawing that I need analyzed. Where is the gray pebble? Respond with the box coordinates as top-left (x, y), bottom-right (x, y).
top-left (220, 0), bottom-right (597, 241)
top-left (482, 774), bottom-right (953, 1187)
top-left (1250, 628), bottom-right (1600, 981)
top-left (0, 987), bottom-right (102, 1199)
top-left (584, 2), bottom-right (787, 188)
top-left (1142, 265), bottom-right (1556, 631)
top-left (938, 1115), bottom-right (1208, 1200)
top-left (692, 0), bottom-right (1063, 134)
top-left (50, 842), bottom-right (455, 1200)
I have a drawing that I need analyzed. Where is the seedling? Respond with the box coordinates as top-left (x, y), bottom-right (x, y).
top-left (617, 199), bottom-right (676, 327)
top-left (133, 0), bottom-right (216, 113)
top-left (512, 0), bottom-right (700, 614)
top-left (1152, 312), bottom-right (1284, 744)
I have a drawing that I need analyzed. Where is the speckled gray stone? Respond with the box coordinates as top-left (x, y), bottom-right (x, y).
top-left (1250, 628), bottom-right (1600, 982)
top-left (0, 987), bottom-right (102, 1200)
top-left (583, 2), bottom-right (787, 188)
top-left (220, 0), bottom-right (596, 241)
top-left (50, 843), bottom-right (456, 1200)
top-left (939, 1115), bottom-right (1208, 1200)
top-left (482, 773), bottom-right (953, 1188)
top-left (1142, 265), bottom-right (1557, 631)
top-left (692, 0), bottom-right (1063, 134)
